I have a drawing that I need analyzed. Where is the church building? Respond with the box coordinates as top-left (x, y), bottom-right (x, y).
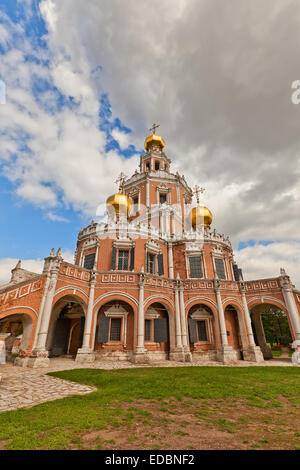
top-left (0, 130), bottom-right (300, 367)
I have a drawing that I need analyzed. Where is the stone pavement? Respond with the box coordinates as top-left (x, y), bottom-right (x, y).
top-left (0, 356), bottom-right (296, 413)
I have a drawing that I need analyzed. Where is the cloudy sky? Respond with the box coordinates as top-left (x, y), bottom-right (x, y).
top-left (0, 0), bottom-right (300, 287)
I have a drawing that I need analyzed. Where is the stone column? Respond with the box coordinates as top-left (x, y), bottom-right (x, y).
top-left (168, 243), bottom-right (174, 279)
top-left (171, 211), bottom-right (176, 237)
top-left (169, 276), bottom-right (185, 362)
top-left (214, 277), bottom-right (236, 363)
top-left (26, 260), bottom-right (60, 368)
top-left (76, 272), bottom-right (96, 363)
top-left (32, 274), bottom-right (51, 351)
top-left (31, 249), bottom-right (56, 351)
top-left (280, 270), bottom-right (300, 364)
top-left (133, 269), bottom-right (146, 363)
top-left (165, 210), bottom-right (170, 235)
top-left (146, 178), bottom-right (150, 208)
top-left (280, 272), bottom-right (300, 341)
top-left (240, 283), bottom-right (264, 362)
top-left (174, 284), bottom-right (182, 349)
top-left (179, 282), bottom-right (192, 361)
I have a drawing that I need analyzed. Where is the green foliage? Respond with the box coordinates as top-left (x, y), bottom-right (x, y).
top-left (260, 307), bottom-right (292, 346)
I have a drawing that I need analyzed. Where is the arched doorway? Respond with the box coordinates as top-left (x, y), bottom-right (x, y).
top-left (144, 302), bottom-right (170, 360)
top-left (0, 313), bottom-right (33, 359)
top-left (187, 304), bottom-right (217, 361)
top-left (47, 296), bottom-right (86, 358)
top-left (224, 305), bottom-right (244, 359)
top-left (95, 301), bottom-right (134, 360)
top-left (250, 303), bottom-right (293, 361)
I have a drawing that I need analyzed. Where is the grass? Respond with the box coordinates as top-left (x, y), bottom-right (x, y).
top-left (0, 366), bottom-right (299, 450)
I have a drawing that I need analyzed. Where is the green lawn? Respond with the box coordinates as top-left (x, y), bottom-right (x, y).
top-left (0, 366), bottom-right (300, 450)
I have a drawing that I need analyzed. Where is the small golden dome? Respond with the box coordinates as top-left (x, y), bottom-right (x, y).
top-left (144, 134), bottom-right (165, 152)
top-left (191, 205), bottom-right (213, 229)
top-left (106, 193), bottom-right (132, 217)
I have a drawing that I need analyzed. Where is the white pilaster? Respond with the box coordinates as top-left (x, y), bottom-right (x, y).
top-left (136, 269), bottom-right (145, 354)
top-left (280, 274), bottom-right (300, 342)
top-left (240, 283), bottom-right (264, 362)
top-left (179, 284), bottom-right (188, 349)
top-left (76, 273), bottom-right (96, 361)
top-left (214, 277), bottom-right (237, 363)
top-left (168, 243), bottom-right (174, 279)
top-left (174, 283), bottom-right (182, 349)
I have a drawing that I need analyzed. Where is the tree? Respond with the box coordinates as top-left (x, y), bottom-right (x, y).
top-left (260, 307), bottom-right (292, 347)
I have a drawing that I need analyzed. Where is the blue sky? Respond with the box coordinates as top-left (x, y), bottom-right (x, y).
top-left (0, 0), bottom-right (140, 265)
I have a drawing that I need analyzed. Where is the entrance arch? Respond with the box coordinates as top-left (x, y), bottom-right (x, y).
top-left (0, 311), bottom-right (34, 357)
top-left (250, 302), bottom-right (293, 360)
top-left (95, 300), bottom-right (135, 360)
top-left (224, 304), bottom-right (245, 360)
top-left (144, 302), bottom-right (171, 360)
top-left (47, 295), bottom-right (86, 358)
top-left (187, 304), bottom-right (217, 360)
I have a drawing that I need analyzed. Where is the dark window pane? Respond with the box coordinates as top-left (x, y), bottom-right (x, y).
top-left (118, 250), bottom-right (129, 270)
top-left (110, 318), bottom-right (122, 341)
top-left (232, 264), bottom-right (240, 281)
top-left (197, 320), bottom-right (208, 341)
top-left (84, 253), bottom-right (96, 270)
top-left (215, 258), bottom-right (226, 280)
top-left (145, 319), bottom-right (152, 341)
top-left (159, 193), bottom-right (167, 204)
top-left (155, 161), bottom-right (160, 171)
top-left (147, 253), bottom-right (156, 274)
top-left (188, 318), bottom-right (197, 343)
top-left (154, 318), bottom-right (168, 342)
top-left (157, 253), bottom-right (164, 276)
top-left (189, 257), bottom-right (202, 278)
top-left (98, 316), bottom-right (110, 343)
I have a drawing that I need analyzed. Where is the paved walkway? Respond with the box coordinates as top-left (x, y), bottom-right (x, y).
top-left (0, 357), bottom-right (296, 413)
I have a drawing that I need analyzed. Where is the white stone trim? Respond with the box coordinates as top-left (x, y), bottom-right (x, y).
top-left (144, 295), bottom-right (175, 310)
top-left (185, 251), bottom-right (205, 279)
top-left (93, 292), bottom-right (139, 308)
top-left (54, 286), bottom-right (89, 301)
top-left (189, 316), bottom-right (213, 344)
top-left (221, 297), bottom-right (244, 309)
top-left (112, 239), bottom-right (135, 249)
top-left (247, 296), bottom-right (287, 309)
top-left (212, 252), bottom-right (228, 280)
top-left (104, 305), bottom-right (129, 347)
top-left (0, 306), bottom-right (38, 318)
top-left (184, 296), bottom-right (218, 310)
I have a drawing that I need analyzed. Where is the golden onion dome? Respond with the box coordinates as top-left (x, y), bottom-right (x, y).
top-left (106, 192), bottom-right (132, 217)
top-left (144, 134), bottom-right (166, 152)
top-left (191, 205), bottom-right (213, 229)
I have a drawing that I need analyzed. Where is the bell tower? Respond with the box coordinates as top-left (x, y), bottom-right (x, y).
top-left (140, 123), bottom-right (171, 173)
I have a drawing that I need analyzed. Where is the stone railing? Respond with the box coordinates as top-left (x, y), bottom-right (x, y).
top-left (243, 278), bottom-right (281, 292)
top-left (59, 263), bottom-right (92, 282)
top-left (78, 219), bottom-right (232, 249)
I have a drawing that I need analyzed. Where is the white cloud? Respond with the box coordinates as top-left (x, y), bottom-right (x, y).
top-left (0, 250), bottom-right (75, 286)
top-left (111, 129), bottom-right (131, 150)
top-left (235, 241), bottom-right (300, 289)
top-left (1, 1), bottom-right (300, 288)
top-left (46, 212), bottom-right (70, 222)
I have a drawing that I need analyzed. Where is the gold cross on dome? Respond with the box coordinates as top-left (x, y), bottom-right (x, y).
top-left (115, 172), bottom-right (127, 192)
top-left (149, 123), bottom-right (160, 135)
top-left (194, 185), bottom-right (205, 204)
